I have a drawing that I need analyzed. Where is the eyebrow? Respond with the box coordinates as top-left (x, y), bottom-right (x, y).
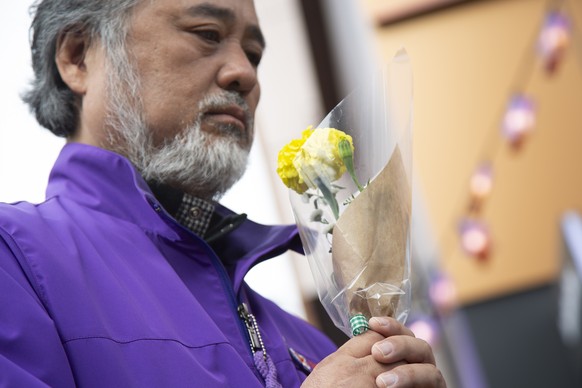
top-left (185, 3), bottom-right (266, 49)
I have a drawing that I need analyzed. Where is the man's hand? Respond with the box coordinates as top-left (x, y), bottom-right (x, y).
top-left (302, 317), bottom-right (446, 387)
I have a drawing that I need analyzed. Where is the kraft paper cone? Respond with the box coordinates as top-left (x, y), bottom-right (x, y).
top-left (331, 146), bottom-right (411, 319)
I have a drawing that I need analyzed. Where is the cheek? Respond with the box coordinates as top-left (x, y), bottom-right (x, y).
top-left (138, 70), bottom-right (207, 129)
top-left (249, 85), bottom-right (261, 113)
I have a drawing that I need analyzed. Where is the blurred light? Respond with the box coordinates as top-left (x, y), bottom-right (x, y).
top-left (429, 272), bottom-right (458, 314)
top-left (409, 317), bottom-right (439, 347)
top-left (501, 95), bottom-right (536, 149)
top-left (469, 163), bottom-right (493, 212)
top-left (538, 11), bottom-right (570, 74)
top-left (470, 163), bottom-right (493, 199)
top-left (459, 218), bottom-right (492, 260)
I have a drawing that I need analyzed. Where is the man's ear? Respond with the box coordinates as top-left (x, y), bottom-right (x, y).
top-left (55, 31), bottom-right (91, 95)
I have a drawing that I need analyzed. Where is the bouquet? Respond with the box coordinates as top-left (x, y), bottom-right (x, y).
top-left (277, 50), bottom-right (413, 337)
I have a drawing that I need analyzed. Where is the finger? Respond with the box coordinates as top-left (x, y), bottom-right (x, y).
top-left (352, 355), bottom-right (408, 381)
top-left (369, 317), bottom-right (415, 338)
top-left (341, 316), bottom-right (414, 359)
top-left (372, 335), bottom-right (435, 365)
top-left (376, 363), bottom-right (446, 388)
top-left (340, 329), bottom-right (386, 358)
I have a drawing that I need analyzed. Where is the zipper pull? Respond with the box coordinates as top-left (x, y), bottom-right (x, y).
top-left (238, 302), bottom-right (267, 359)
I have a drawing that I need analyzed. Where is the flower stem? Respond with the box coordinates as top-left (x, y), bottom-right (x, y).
top-left (338, 139), bottom-right (364, 192)
top-left (315, 177), bottom-right (339, 220)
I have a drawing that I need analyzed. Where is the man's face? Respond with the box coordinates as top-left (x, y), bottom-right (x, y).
top-left (126, 0), bottom-right (263, 149)
top-left (96, 0), bottom-right (264, 198)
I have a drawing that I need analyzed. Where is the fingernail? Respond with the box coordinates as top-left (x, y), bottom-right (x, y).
top-left (375, 341), bottom-right (393, 357)
top-left (379, 373), bottom-right (398, 387)
top-left (371, 317), bottom-right (389, 327)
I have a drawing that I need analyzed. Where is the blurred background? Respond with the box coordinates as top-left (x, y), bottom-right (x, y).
top-left (2, 0), bottom-right (582, 386)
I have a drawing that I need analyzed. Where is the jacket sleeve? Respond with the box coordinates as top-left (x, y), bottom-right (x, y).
top-left (0, 234), bottom-right (76, 387)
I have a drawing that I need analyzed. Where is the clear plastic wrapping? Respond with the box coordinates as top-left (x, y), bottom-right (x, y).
top-left (279, 50), bottom-right (413, 337)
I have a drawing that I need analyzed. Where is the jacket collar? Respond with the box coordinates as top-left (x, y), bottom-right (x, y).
top-left (210, 204), bottom-right (303, 291)
top-left (46, 143), bottom-right (303, 286)
top-left (46, 143), bottom-right (178, 238)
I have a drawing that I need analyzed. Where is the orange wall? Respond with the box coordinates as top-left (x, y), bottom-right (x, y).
top-left (361, 0), bottom-right (582, 304)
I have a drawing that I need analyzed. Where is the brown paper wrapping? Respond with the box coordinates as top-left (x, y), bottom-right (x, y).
top-left (331, 146), bottom-right (411, 319)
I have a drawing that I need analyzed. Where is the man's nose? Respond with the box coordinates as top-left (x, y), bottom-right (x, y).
top-left (217, 44), bottom-right (258, 95)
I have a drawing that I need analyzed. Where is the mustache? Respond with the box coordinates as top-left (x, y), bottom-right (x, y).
top-left (198, 92), bottom-right (252, 128)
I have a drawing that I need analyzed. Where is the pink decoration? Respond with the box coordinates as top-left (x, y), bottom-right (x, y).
top-left (468, 162), bottom-right (494, 212)
top-left (470, 163), bottom-right (493, 200)
top-left (501, 95), bottom-right (536, 149)
top-left (429, 272), bottom-right (458, 314)
top-left (538, 11), bottom-right (570, 74)
top-left (409, 317), bottom-right (440, 347)
top-left (459, 218), bottom-right (492, 260)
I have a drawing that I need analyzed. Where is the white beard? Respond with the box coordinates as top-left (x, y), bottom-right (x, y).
top-left (103, 54), bottom-right (253, 200)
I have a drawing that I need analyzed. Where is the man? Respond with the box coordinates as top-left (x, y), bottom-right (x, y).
top-left (0, 0), bottom-right (445, 386)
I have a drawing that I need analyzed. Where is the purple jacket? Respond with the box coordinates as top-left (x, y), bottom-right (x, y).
top-left (0, 143), bottom-right (336, 387)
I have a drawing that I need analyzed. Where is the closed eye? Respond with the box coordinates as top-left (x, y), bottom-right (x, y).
top-left (246, 50), bottom-right (262, 67)
top-left (194, 29), bottom-right (221, 43)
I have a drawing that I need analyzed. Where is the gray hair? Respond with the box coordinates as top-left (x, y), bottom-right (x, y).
top-left (22, 0), bottom-right (141, 137)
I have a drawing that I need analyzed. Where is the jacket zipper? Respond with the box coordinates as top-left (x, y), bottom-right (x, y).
top-left (153, 203), bottom-right (259, 363)
top-left (238, 302), bottom-right (267, 360)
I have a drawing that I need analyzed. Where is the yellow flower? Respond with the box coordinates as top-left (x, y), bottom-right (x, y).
top-left (276, 127), bottom-right (314, 194)
top-left (294, 127), bottom-right (354, 187)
